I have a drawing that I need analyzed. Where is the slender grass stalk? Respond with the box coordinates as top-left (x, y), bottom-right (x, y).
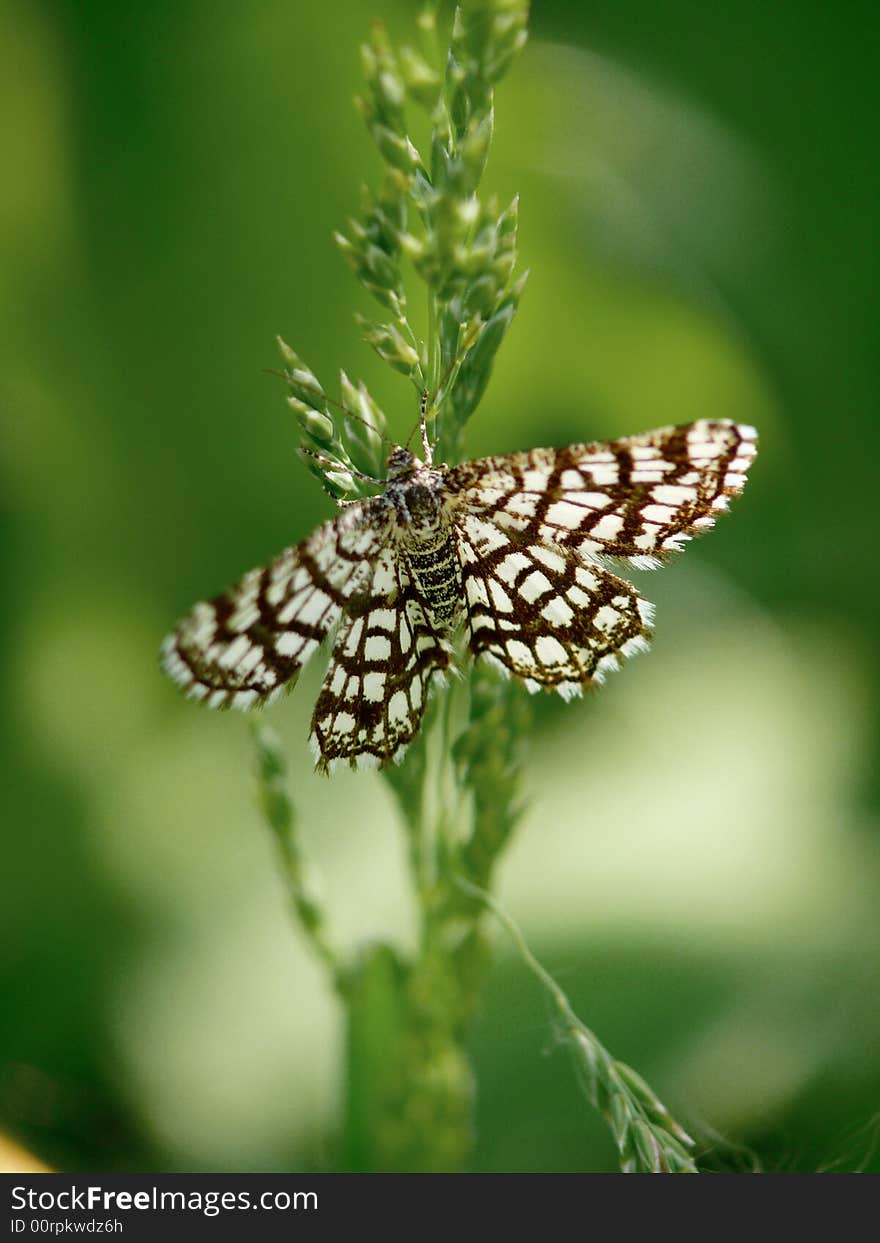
top-left (456, 878), bottom-right (699, 1173)
top-left (251, 722), bottom-right (346, 991)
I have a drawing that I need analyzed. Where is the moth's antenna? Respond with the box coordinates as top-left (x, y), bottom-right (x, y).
top-left (299, 446), bottom-right (383, 486)
top-left (404, 350), bottom-right (463, 461)
top-left (262, 369), bottom-right (395, 450)
top-left (403, 388), bottom-right (433, 462)
top-left (419, 389), bottom-right (432, 464)
top-left (403, 395), bottom-right (420, 453)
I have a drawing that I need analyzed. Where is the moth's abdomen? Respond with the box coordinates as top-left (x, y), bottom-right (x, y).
top-left (403, 531), bottom-right (463, 628)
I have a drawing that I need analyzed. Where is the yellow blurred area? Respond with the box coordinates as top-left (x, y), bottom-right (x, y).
top-left (0, 1134), bottom-right (50, 1174)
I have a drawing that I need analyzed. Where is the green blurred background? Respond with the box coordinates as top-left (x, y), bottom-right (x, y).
top-left (2, 0), bottom-right (878, 1173)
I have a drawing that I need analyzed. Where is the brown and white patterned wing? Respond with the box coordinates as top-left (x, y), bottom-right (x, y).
top-left (457, 514), bottom-right (653, 697)
top-left (447, 420), bottom-right (758, 568)
top-left (161, 498), bottom-right (393, 709)
top-left (309, 544), bottom-right (452, 772)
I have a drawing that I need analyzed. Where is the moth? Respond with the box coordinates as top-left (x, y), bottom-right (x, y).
top-left (161, 416), bottom-right (757, 772)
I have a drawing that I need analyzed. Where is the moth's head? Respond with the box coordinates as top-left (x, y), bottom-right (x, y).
top-left (386, 446), bottom-right (417, 480)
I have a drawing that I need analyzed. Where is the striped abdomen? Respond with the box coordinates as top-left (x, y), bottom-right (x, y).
top-left (403, 529), bottom-right (463, 628)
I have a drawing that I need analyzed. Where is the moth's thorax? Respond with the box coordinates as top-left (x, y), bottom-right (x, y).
top-left (384, 458), bottom-right (448, 536)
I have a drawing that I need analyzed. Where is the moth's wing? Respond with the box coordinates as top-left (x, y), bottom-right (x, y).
top-left (161, 497), bottom-right (393, 709)
top-left (457, 514), bottom-right (653, 696)
top-left (309, 544), bottom-right (452, 771)
top-left (447, 420), bottom-right (758, 568)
